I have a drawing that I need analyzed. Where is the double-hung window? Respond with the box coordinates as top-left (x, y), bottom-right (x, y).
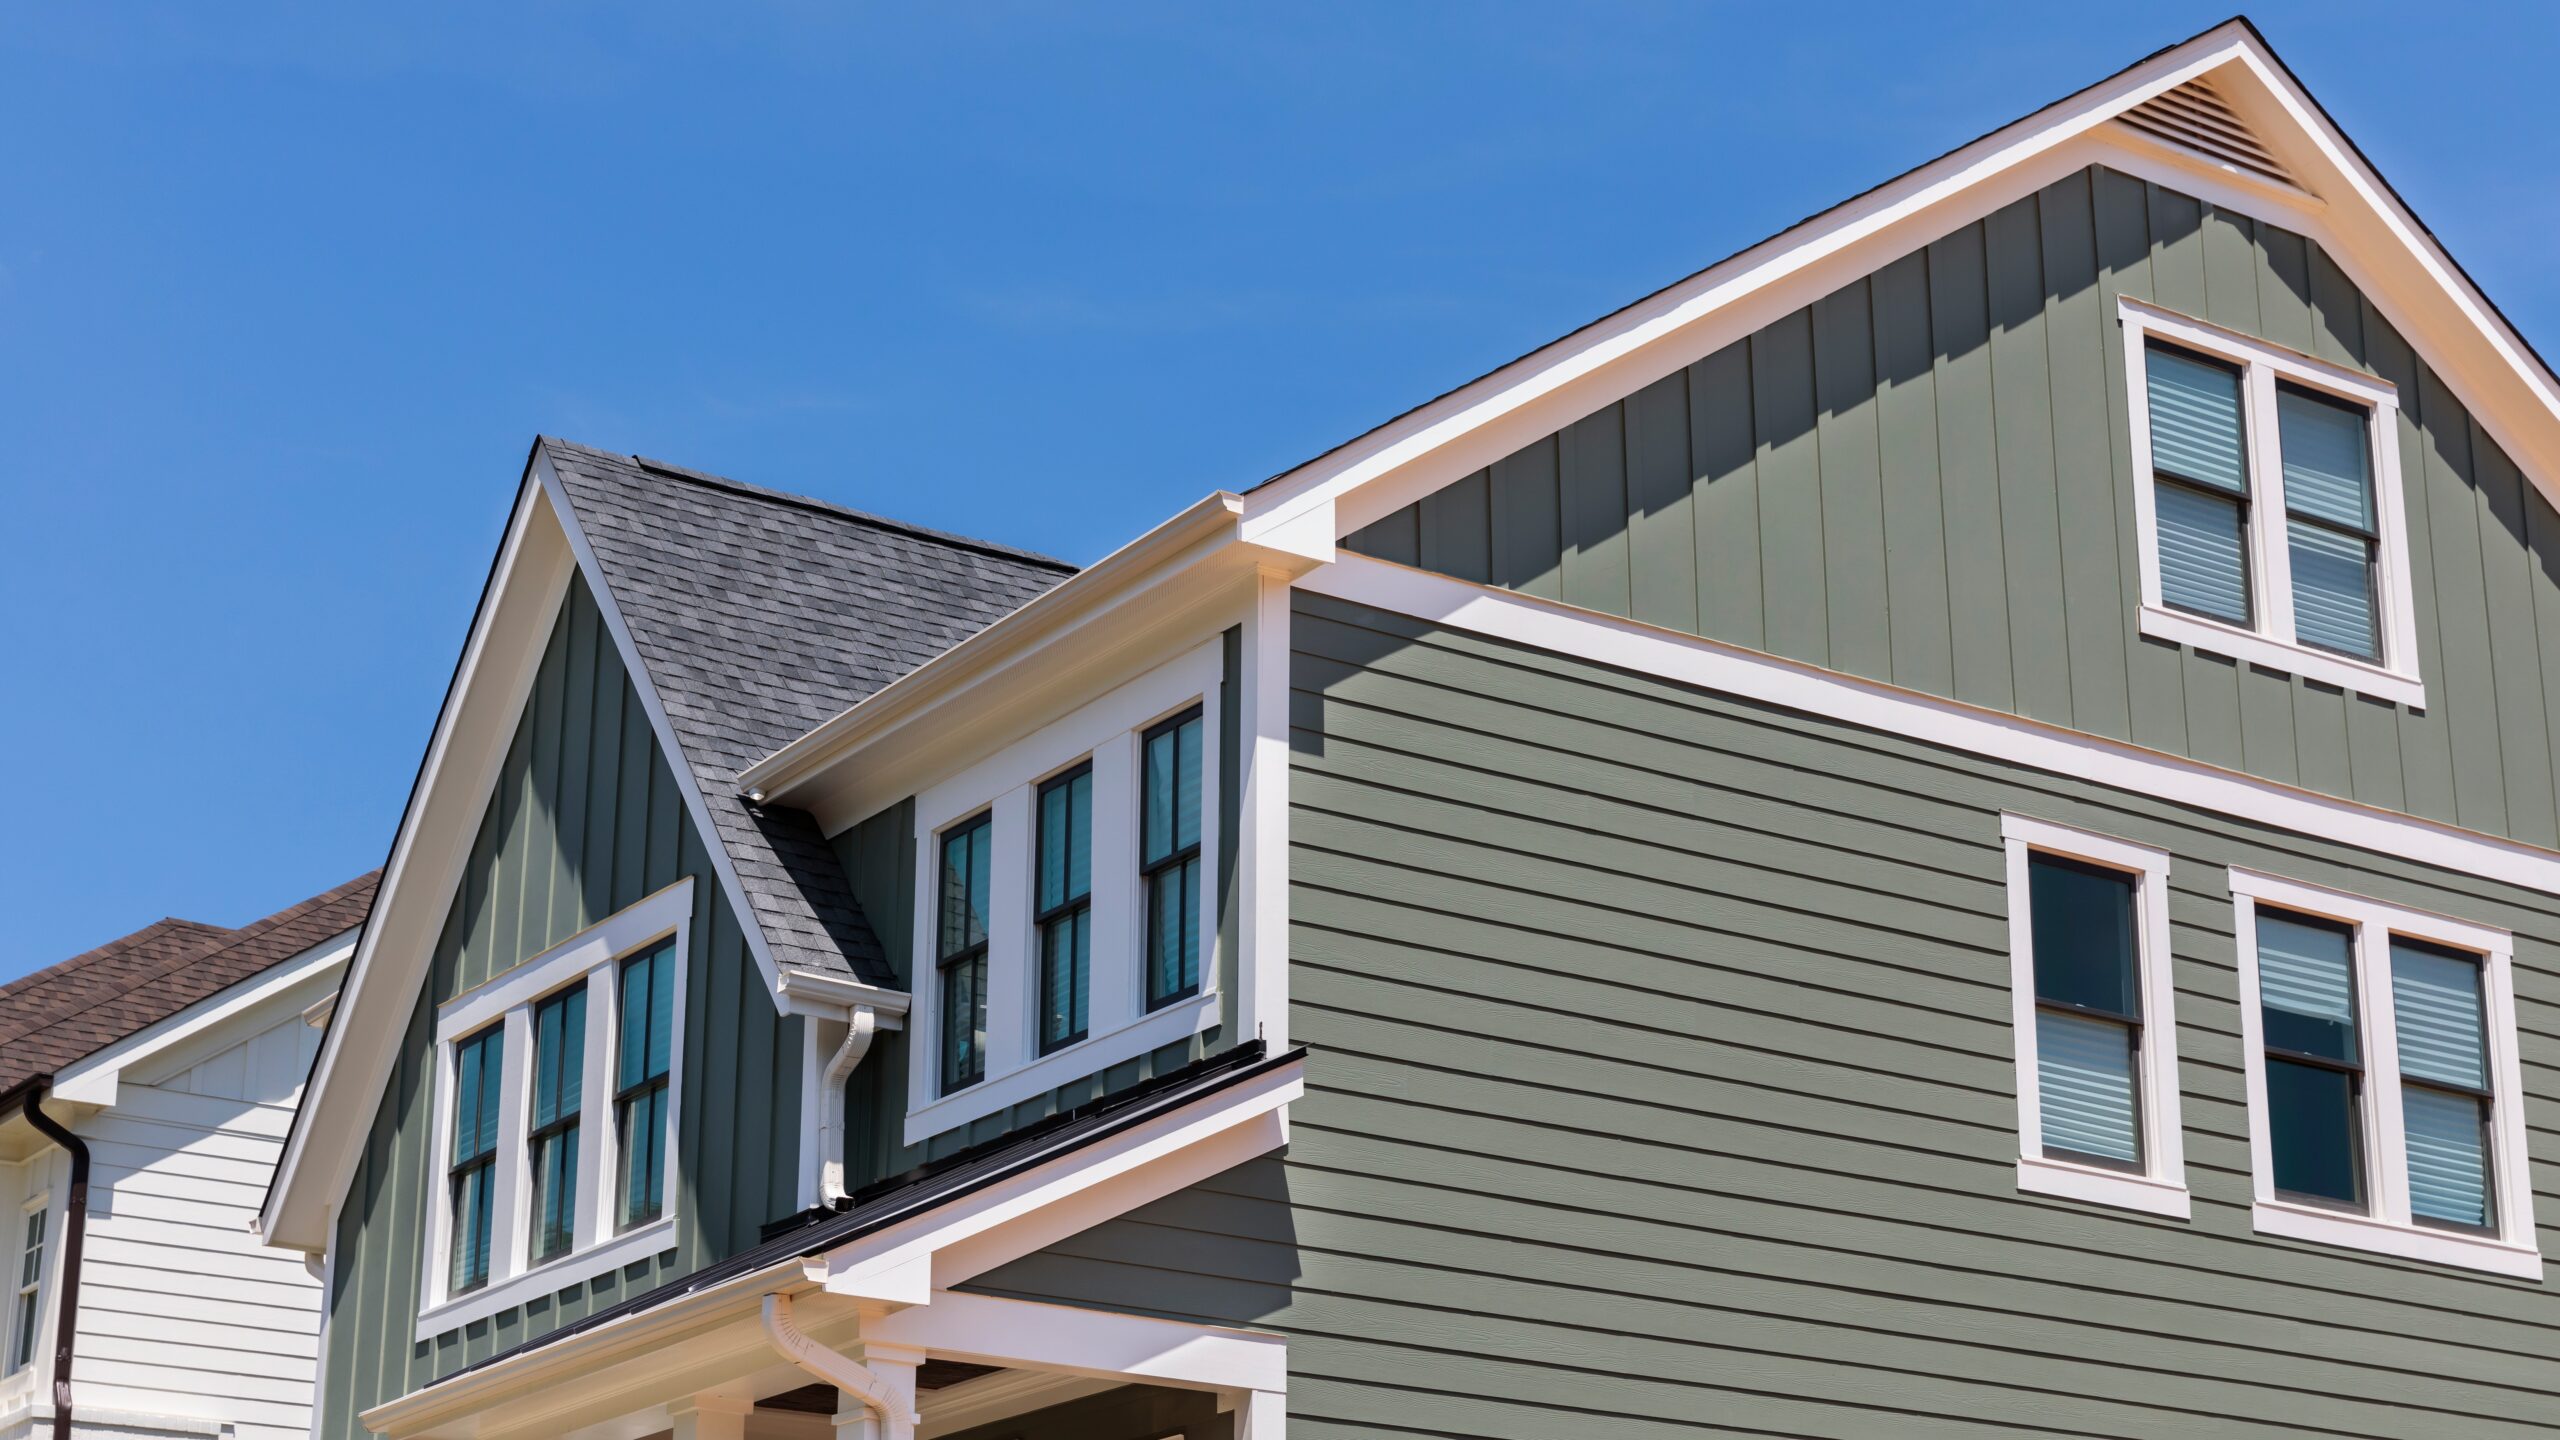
top-left (420, 878), bottom-right (690, 1335)
top-left (615, 940), bottom-right (675, 1230)
top-left (2122, 298), bottom-right (2420, 705)
top-left (8, 1202), bottom-right (43, 1374)
top-left (2230, 869), bottom-right (2535, 1276)
top-left (527, 986), bottom-right (585, 1264)
top-left (905, 641), bottom-right (1224, 1144)
top-left (1142, 706), bottom-right (1206, 1010)
top-left (447, 1024), bottom-right (504, 1294)
top-left (937, 813), bottom-right (994, 1094)
top-left (2001, 815), bottom-right (2187, 1216)
top-left (1035, 765), bottom-right (1094, 1054)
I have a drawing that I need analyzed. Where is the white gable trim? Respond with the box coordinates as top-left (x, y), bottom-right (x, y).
top-left (1237, 21), bottom-right (2560, 556)
top-left (47, 926), bottom-right (356, 1110)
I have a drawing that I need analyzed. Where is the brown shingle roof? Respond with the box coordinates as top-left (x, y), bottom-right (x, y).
top-left (0, 873), bottom-right (379, 1097)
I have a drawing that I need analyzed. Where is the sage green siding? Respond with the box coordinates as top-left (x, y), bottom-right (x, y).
top-left (964, 589), bottom-right (2560, 1437)
top-left (319, 576), bottom-right (804, 1439)
top-left (827, 626), bottom-right (1249, 1182)
top-left (1348, 163), bottom-right (2560, 848)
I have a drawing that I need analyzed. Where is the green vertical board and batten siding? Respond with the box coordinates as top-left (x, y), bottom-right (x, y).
top-left (1348, 163), bottom-right (2560, 849)
top-left (320, 575), bottom-right (805, 1440)
top-left (963, 591), bottom-right (2560, 1435)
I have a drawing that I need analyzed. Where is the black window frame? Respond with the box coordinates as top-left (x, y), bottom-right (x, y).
top-left (447, 1021), bottom-right (505, 1296)
top-left (613, 941), bottom-right (675, 1233)
top-left (525, 982), bottom-right (586, 1265)
top-left (937, 811), bottom-right (994, 1094)
top-left (2146, 340), bottom-right (2257, 631)
top-left (1033, 762), bottom-right (1095, 1055)
top-left (1140, 706), bottom-right (1207, 1012)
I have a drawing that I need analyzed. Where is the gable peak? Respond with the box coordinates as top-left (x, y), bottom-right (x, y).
top-left (2119, 72), bottom-right (2296, 188)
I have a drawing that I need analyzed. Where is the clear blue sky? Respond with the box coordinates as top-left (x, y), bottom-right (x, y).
top-left (2, 3), bottom-right (2552, 975)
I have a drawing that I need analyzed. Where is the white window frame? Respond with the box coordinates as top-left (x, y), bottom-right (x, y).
top-left (906, 640), bottom-right (1223, 1146)
top-left (6, 1193), bottom-right (46, 1379)
top-left (2001, 814), bottom-right (2189, 1218)
top-left (416, 877), bottom-right (694, 1337)
top-left (2227, 868), bottom-right (2536, 1278)
top-left (2121, 296), bottom-right (2424, 707)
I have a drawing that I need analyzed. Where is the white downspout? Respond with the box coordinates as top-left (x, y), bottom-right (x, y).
top-left (760, 1292), bottom-right (917, 1440)
top-left (818, 1005), bottom-right (879, 1206)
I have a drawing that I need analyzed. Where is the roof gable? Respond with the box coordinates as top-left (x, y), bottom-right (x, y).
top-left (1236, 18), bottom-right (2560, 558)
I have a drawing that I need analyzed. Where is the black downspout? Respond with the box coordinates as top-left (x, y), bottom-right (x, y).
top-left (21, 1082), bottom-right (88, 1440)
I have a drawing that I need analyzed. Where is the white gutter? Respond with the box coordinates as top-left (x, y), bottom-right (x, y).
top-left (817, 1007), bottom-right (880, 1205)
top-left (760, 1293), bottom-right (915, 1440)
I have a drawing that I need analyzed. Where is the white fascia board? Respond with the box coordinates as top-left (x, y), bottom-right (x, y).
top-left (50, 925), bottom-right (357, 1108)
top-left (1306, 556), bottom-right (2560, 896)
top-left (263, 475), bottom-right (576, 1253)
top-left (1238, 23), bottom-right (2560, 551)
top-left (870, 1291), bottom-right (1288, 1395)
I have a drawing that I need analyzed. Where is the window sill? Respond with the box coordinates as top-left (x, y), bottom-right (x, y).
top-left (2252, 1198), bottom-right (2541, 1279)
top-left (414, 1214), bottom-right (679, 1340)
top-left (2016, 1155), bottom-right (2191, 1219)
top-left (904, 989), bottom-right (1221, 1146)
top-left (2139, 606), bottom-right (2425, 708)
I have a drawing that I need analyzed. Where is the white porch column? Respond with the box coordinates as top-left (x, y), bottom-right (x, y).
top-left (668, 1392), bottom-right (753, 1440)
top-left (1225, 1388), bottom-right (1286, 1440)
top-left (831, 1341), bottom-right (924, 1440)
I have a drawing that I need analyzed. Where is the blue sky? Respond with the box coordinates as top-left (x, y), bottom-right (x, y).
top-left (2, 3), bottom-right (2552, 975)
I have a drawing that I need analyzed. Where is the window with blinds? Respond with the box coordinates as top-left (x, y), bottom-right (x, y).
top-left (2229, 869), bottom-right (2532, 1276)
top-left (2122, 299), bottom-right (2418, 706)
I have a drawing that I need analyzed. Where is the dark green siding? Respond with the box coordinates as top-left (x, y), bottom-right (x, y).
top-left (962, 589), bottom-right (2560, 1437)
top-left (320, 575), bottom-right (804, 1438)
top-left (1347, 163), bottom-right (2560, 849)
top-left (828, 626), bottom-right (1249, 1182)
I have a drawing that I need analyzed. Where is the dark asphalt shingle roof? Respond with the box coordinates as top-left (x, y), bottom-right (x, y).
top-left (538, 439), bottom-right (1074, 985)
top-left (0, 873), bottom-right (378, 1097)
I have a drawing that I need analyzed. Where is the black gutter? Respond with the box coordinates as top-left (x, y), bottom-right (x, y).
top-left (20, 1082), bottom-right (89, 1440)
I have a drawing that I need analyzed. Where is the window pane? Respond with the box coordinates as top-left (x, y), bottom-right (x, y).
top-left (617, 1084), bottom-right (666, 1228)
top-left (451, 1163), bottom-right (495, 1292)
top-left (2278, 385), bottom-right (2373, 532)
top-left (2147, 346), bottom-right (2249, 494)
top-left (1039, 907), bottom-right (1090, 1050)
top-left (645, 945), bottom-right (674, 1081)
top-left (938, 817), bottom-right (990, 958)
top-left (940, 953), bottom-right (986, 1093)
top-left (2155, 484), bottom-right (2251, 625)
top-left (2392, 939), bottom-right (2488, 1091)
top-left (2028, 854), bottom-right (2139, 1017)
top-left (533, 988), bottom-right (586, 1129)
top-left (1174, 715), bottom-right (1203, 852)
top-left (2265, 1056), bottom-right (2363, 1206)
top-left (1147, 855), bottom-right (1202, 1007)
top-left (2256, 911), bottom-right (2359, 1064)
top-left (9, 1289), bottom-right (33, 1371)
top-left (529, 1125), bottom-right (579, 1262)
top-left (2403, 1085), bottom-right (2493, 1229)
top-left (1143, 727), bottom-right (1176, 863)
top-left (2287, 521), bottom-right (2378, 660)
top-left (2035, 1010), bottom-right (2141, 1166)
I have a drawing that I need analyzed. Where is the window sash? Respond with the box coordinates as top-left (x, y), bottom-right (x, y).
top-left (1142, 708), bottom-right (1206, 1010)
top-left (937, 811), bottom-right (995, 1092)
top-left (1036, 766), bottom-right (1094, 1053)
top-left (8, 1209), bottom-right (41, 1373)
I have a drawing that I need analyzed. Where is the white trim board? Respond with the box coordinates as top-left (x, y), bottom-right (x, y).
top-left (49, 926), bottom-right (357, 1109)
top-left (1301, 555), bottom-right (2560, 895)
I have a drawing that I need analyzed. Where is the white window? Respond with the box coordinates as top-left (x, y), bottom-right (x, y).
top-left (417, 877), bottom-right (692, 1336)
top-left (2001, 815), bottom-right (2188, 1217)
top-left (2121, 297), bottom-right (2422, 706)
top-left (907, 641), bottom-right (1223, 1145)
top-left (2228, 869), bottom-right (2536, 1277)
top-left (7, 1198), bottom-right (44, 1375)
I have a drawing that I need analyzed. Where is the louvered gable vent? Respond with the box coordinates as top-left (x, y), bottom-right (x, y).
top-left (2119, 76), bottom-right (2298, 187)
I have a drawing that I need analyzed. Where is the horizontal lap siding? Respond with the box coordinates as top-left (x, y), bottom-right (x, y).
top-left (962, 590), bottom-right (2560, 1436)
top-left (1345, 163), bottom-right (2560, 849)
top-left (321, 576), bottom-right (802, 1439)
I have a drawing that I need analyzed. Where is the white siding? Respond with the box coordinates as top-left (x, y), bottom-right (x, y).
top-left (70, 1014), bottom-right (326, 1440)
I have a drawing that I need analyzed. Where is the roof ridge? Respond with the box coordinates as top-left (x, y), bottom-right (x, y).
top-left (537, 437), bottom-right (1079, 573)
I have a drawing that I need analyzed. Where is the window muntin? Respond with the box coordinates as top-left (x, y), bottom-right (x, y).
top-left (8, 1205), bottom-right (43, 1374)
top-left (447, 1023), bottom-right (504, 1295)
top-left (2229, 869), bottom-right (2535, 1276)
top-left (2254, 910), bottom-right (2366, 1209)
top-left (1035, 765), bottom-right (1094, 1054)
top-left (2027, 854), bottom-right (2145, 1170)
top-left (527, 985), bottom-right (586, 1264)
top-left (2000, 815), bottom-right (2186, 1217)
top-left (2122, 298), bottom-right (2417, 705)
top-left (615, 940), bottom-right (675, 1230)
top-left (937, 813), bottom-right (994, 1094)
top-left (1142, 706), bottom-right (1206, 1010)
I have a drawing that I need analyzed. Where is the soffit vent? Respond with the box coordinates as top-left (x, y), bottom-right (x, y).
top-left (2119, 76), bottom-right (2298, 187)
